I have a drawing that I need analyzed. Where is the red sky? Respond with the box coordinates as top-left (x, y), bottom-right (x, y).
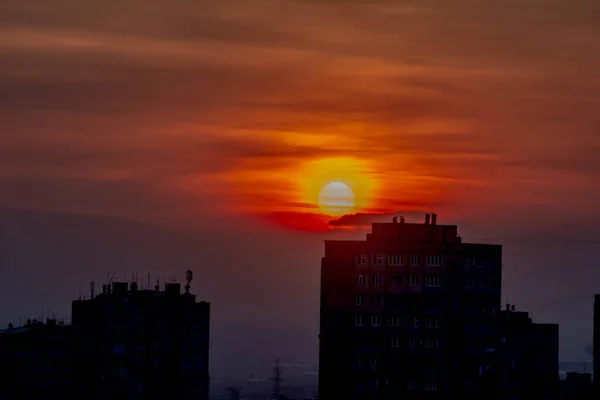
top-left (1, 0), bottom-right (599, 231)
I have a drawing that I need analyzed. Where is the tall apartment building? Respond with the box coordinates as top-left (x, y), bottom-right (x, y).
top-left (71, 272), bottom-right (210, 400)
top-left (318, 214), bottom-right (502, 399)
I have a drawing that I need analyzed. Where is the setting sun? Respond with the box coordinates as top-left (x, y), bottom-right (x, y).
top-left (318, 181), bottom-right (355, 216)
top-left (298, 157), bottom-right (379, 217)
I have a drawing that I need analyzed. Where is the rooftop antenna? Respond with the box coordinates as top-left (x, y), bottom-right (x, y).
top-left (155, 278), bottom-right (160, 291)
top-left (172, 275), bottom-right (176, 283)
top-left (185, 269), bottom-right (193, 294)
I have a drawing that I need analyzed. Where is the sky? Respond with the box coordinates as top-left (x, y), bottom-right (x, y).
top-left (1, 0), bottom-right (600, 381)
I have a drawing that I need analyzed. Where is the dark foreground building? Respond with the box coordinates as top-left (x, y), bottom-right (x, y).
top-left (72, 274), bottom-right (210, 400)
top-left (318, 214), bottom-right (558, 400)
top-left (0, 319), bottom-right (73, 400)
top-left (495, 306), bottom-right (559, 400)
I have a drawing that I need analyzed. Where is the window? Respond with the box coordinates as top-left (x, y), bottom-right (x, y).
top-left (370, 357), bottom-right (377, 368)
top-left (476, 278), bottom-right (484, 289)
top-left (413, 317), bottom-right (420, 328)
top-left (426, 255), bottom-right (442, 266)
top-left (410, 275), bottom-right (420, 286)
top-left (477, 258), bottom-right (485, 268)
top-left (387, 316), bottom-right (402, 327)
top-left (391, 275), bottom-right (403, 285)
top-left (373, 254), bottom-right (384, 265)
top-left (425, 379), bottom-right (438, 391)
top-left (357, 254), bottom-right (368, 266)
top-left (371, 315), bottom-right (381, 327)
top-left (409, 337), bottom-right (416, 348)
top-left (355, 315), bottom-right (364, 326)
top-left (435, 317), bottom-right (440, 328)
top-left (357, 274), bottom-right (365, 285)
top-left (465, 276), bottom-right (472, 288)
top-left (356, 294), bottom-right (363, 306)
top-left (410, 255), bottom-right (421, 266)
top-left (434, 338), bottom-right (440, 348)
top-left (373, 275), bottom-right (382, 286)
top-left (392, 336), bottom-right (403, 348)
top-left (371, 295), bottom-right (382, 306)
top-left (425, 275), bottom-right (441, 287)
top-left (388, 254), bottom-right (403, 266)
top-left (426, 317), bottom-right (434, 328)
top-left (357, 357), bottom-right (364, 367)
top-left (407, 379), bottom-right (415, 390)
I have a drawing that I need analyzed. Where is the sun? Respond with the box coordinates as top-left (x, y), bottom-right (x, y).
top-left (297, 156), bottom-right (379, 217)
top-left (318, 182), bottom-right (356, 216)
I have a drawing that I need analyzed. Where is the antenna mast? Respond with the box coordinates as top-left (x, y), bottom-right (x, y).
top-left (271, 358), bottom-right (283, 399)
top-left (185, 269), bottom-right (193, 294)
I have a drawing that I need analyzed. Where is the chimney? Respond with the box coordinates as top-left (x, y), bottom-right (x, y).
top-left (511, 305), bottom-right (515, 311)
top-left (432, 213), bottom-right (437, 225)
top-left (392, 216), bottom-right (398, 223)
top-left (425, 214), bottom-right (430, 224)
top-left (506, 303), bottom-right (510, 311)
top-left (400, 216), bottom-right (405, 224)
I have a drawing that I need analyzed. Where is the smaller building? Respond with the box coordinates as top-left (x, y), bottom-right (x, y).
top-left (559, 372), bottom-right (593, 400)
top-left (0, 319), bottom-right (73, 400)
top-left (495, 305), bottom-right (559, 400)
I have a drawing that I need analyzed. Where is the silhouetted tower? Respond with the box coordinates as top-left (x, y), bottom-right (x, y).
top-left (271, 358), bottom-right (283, 399)
top-left (185, 269), bottom-right (193, 294)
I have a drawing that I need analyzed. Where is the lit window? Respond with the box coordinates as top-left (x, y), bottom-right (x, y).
top-left (357, 274), bottom-right (365, 285)
top-left (425, 379), bottom-right (438, 391)
top-left (410, 276), bottom-right (420, 286)
top-left (371, 315), bottom-right (381, 327)
top-left (355, 315), bottom-right (364, 326)
top-left (357, 254), bottom-right (368, 266)
top-left (410, 255), bottom-right (421, 266)
top-left (425, 275), bottom-right (441, 287)
top-left (356, 294), bottom-right (363, 306)
top-left (426, 256), bottom-right (442, 267)
top-left (373, 275), bottom-right (382, 286)
top-left (391, 336), bottom-right (403, 348)
top-left (388, 255), bottom-right (403, 266)
top-left (373, 254), bottom-right (384, 265)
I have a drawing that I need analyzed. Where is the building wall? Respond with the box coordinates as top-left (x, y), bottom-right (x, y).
top-left (318, 215), bottom-right (503, 400)
top-left (72, 282), bottom-right (210, 400)
top-left (0, 320), bottom-right (73, 400)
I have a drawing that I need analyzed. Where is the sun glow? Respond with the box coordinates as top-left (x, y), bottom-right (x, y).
top-left (299, 157), bottom-right (378, 217)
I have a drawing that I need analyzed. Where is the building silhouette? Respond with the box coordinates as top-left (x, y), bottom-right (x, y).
top-left (495, 306), bottom-right (559, 399)
top-left (594, 294), bottom-right (600, 395)
top-left (0, 318), bottom-right (73, 400)
top-left (318, 214), bottom-right (558, 399)
top-left (71, 273), bottom-right (210, 400)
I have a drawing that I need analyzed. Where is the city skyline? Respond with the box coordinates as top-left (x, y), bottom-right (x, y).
top-left (1, 0), bottom-right (600, 395)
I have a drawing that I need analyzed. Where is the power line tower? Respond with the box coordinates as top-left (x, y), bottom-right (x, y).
top-left (271, 358), bottom-right (283, 399)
